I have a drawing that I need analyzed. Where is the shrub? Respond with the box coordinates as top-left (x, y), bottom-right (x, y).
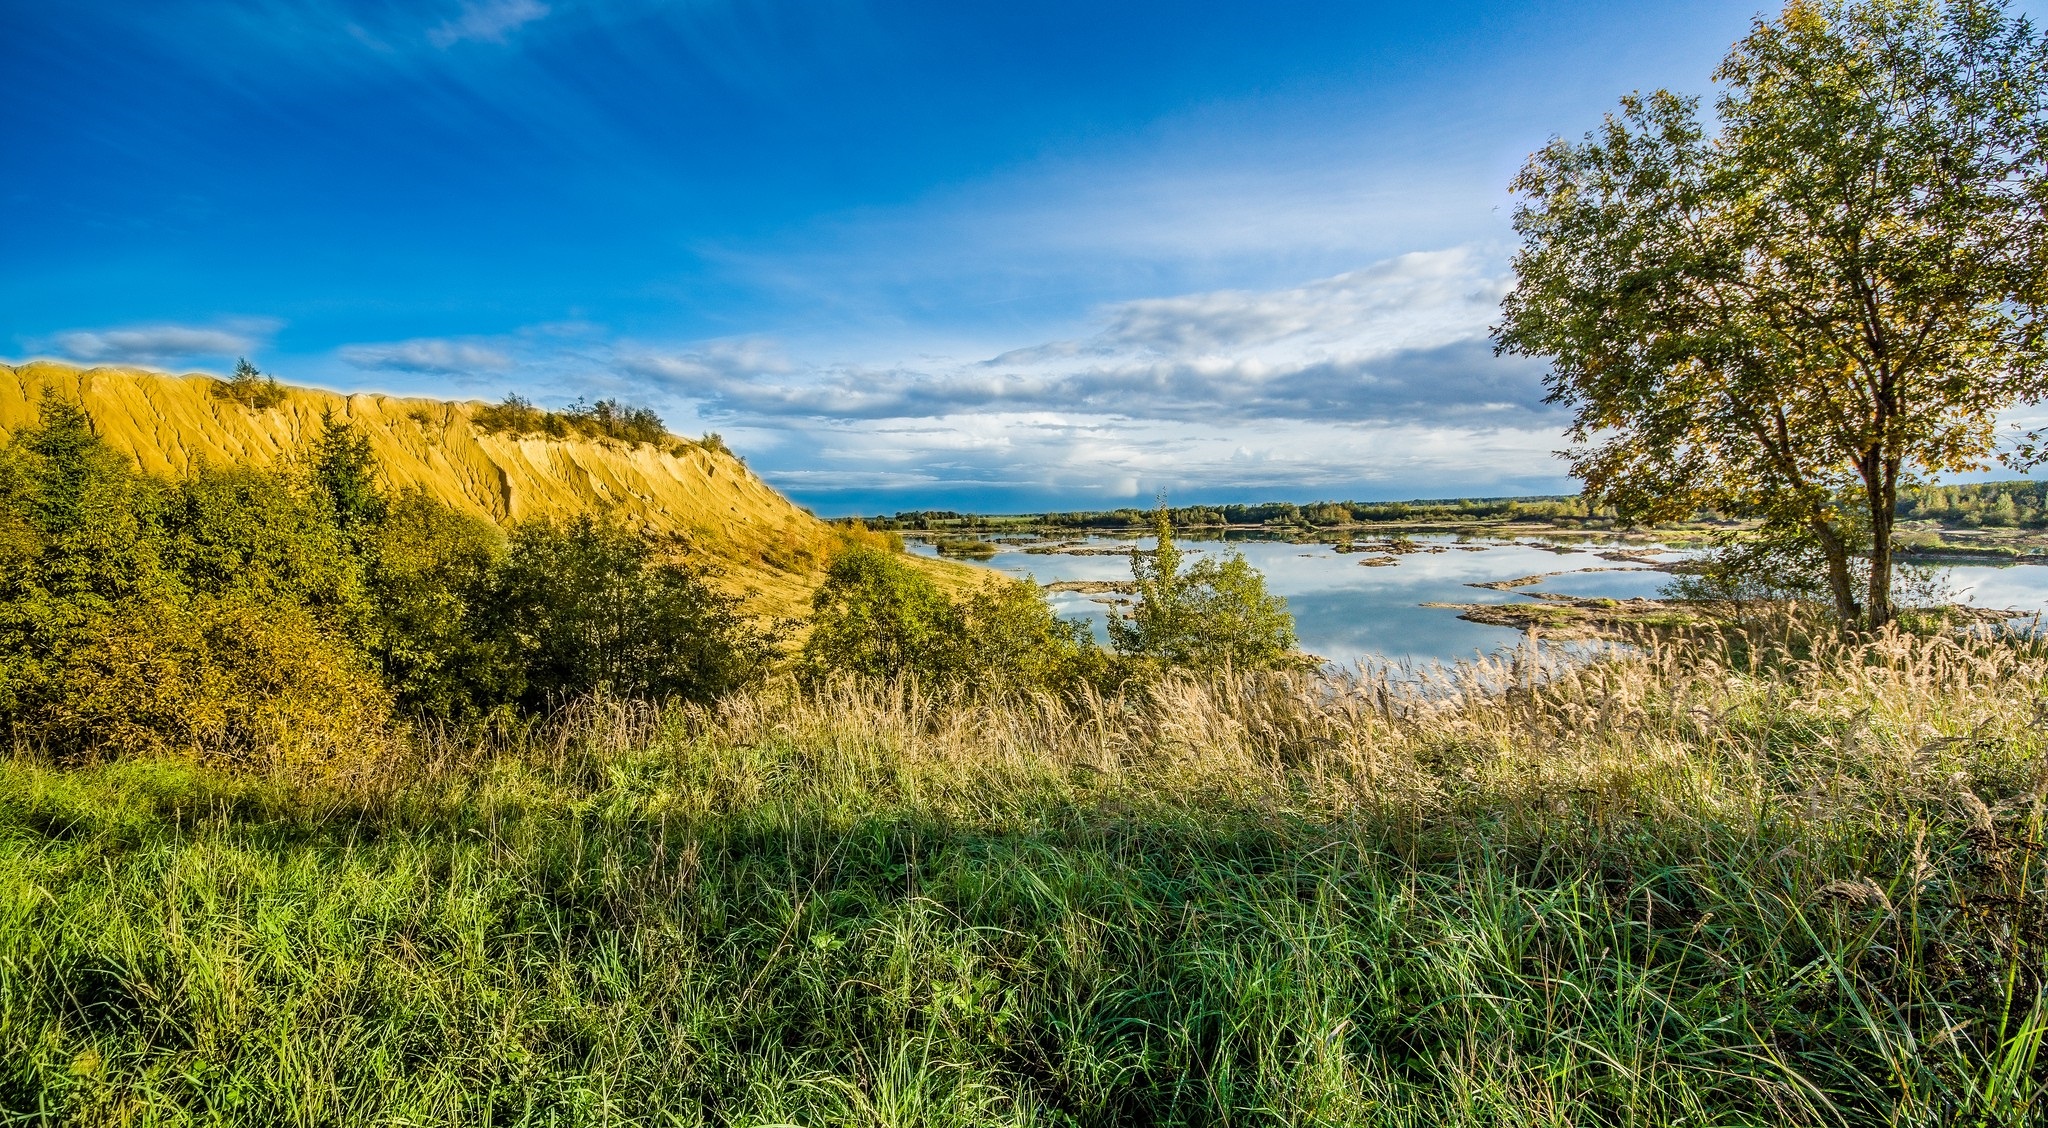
top-left (159, 462), bottom-right (371, 641)
top-left (958, 576), bottom-right (1105, 692)
top-left (213, 358), bottom-right (287, 409)
top-left (1109, 503), bottom-right (1299, 669)
top-left (471, 394), bottom-right (671, 447)
top-left (800, 544), bottom-right (965, 684)
top-left (562, 397), bottom-right (667, 445)
top-left (802, 544), bottom-right (1101, 692)
top-left (365, 488), bottom-right (515, 722)
top-left (471, 394), bottom-right (552, 436)
top-left (934, 535), bottom-right (998, 559)
top-left (31, 597), bottom-right (392, 768)
top-left (487, 515), bottom-right (773, 707)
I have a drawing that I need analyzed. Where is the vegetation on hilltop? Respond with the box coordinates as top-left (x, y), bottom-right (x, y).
top-left (211, 357), bottom-right (287, 410)
top-left (472, 392), bottom-right (680, 449)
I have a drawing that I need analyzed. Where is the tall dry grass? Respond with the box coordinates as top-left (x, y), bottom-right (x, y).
top-left (3, 624), bottom-right (2044, 1125)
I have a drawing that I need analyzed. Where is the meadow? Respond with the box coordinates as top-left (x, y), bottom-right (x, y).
top-left (4, 624), bottom-right (2043, 1126)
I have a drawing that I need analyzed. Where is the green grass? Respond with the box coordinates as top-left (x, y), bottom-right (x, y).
top-left (3, 630), bottom-right (2046, 1126)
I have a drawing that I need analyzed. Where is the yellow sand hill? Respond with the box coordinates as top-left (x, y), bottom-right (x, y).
top-left (0, 361), bottom-right (978, 617)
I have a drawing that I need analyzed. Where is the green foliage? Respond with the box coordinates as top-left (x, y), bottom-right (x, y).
top-left (801, 544), bottom-right (969, 684)
top-left (801, 544), bottom-right (1099, 691)
top-left (363, 489), bottom-right (513, 723)
top-left (1900, 480), bottom-right (2048, 529)
top-left (0, 397), bottom-right (774, 758)
top-left (0, 400), bottom-right (391, 763)
top-left (956, 576), bottom-right (1105, 692)
top-left (213, 357), bottom-right (287, 409)
top-left (1109, 503), bottom-right (1299, 669)
top-left (1497, 0), bottom-right (2048, 627)
top-left (306, 409), bottom-right (386, 535)
top-left (33, 597), bottom-right (393, 765)
top-left (489, 515), bottom-right (773, 708)
top-left (160, 463), bottom-right (372, 640)
top-left (471, 393), bottom-right (672, 447)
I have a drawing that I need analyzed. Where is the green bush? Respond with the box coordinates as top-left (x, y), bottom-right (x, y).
top-left (32, 597), bottom-right (392, 766)
top-left (1109, 503), bottom-right (1299, 669)
top-left (487, 515), bottom-right (773, 708)
top-left (801, 544), bottom-right (966, 684)
top-left (213, 357), bottom-right (287, 409)
top-left (364, 488), bottom-right (514, 723)
top-left (957, 575), bottom-right (1104, 692)
top-left (160, 462), bottom-right (372, 640)
top-left (802, 544), bottom-right (1101, 692)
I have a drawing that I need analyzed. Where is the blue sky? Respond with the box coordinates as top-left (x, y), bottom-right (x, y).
top-left (9, 0), bottom-right (2008, 513)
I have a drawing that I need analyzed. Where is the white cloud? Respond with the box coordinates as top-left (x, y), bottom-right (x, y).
top-left (338, 338), bottom-right (516, 373)
top-left (426, 0), bottom-right (550, 48)
top-left (304, 252), bottom-right (1571, 506)
top-left (621, 247), bottom-right (1550, 426)
top-left (46, 320), bottom-right (276, 364)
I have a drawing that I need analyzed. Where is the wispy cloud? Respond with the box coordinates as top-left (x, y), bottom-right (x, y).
top-left (43, 319), bottom-right (278, 364)
top-left (291, 250), bottom-right (1570, 508)
top-left (338, 337), bottom-right (516, 373)
top-left (589, 247), bottom-right (1571, 507)
top-left (426, 0), bottom-right (550, 48)
top-left (621, 248), bottom-right (1552, 426)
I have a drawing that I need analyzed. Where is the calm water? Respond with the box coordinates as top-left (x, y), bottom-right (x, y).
top-left (909, 533), bottom-right (2048, 668)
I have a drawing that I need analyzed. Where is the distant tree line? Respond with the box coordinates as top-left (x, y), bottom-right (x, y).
top-left (1897, 481), bottom-right (2048, 529)
top-left (856, 495), bottom-right (1609, 532)
top-left (858, 480), bottom-right (2044, 537)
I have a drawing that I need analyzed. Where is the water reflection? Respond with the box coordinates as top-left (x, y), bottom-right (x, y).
top-left (908, 532), bottom-right (2048, 668)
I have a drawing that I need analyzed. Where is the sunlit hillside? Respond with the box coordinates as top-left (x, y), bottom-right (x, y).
top-left (0, 361), bottom-right (978, 616)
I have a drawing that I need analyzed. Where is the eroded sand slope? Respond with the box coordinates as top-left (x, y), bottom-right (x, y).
top-left (1, 362), bottom-right (978, 616)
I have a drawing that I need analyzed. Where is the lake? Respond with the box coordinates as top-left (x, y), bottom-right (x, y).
top-left (908, 532), bottom-right (2048, 668)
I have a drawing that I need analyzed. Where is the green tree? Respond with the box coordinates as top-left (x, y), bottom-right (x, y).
top-left (307, 410), bottom-right (387, 536)
top-left (488, 515), bottom-right (771, 707)
top-left (1497, 0), bottom-right (2048, 627)
top-left (1108, 503), bottom-right (1297, 670)
top-left (800, 544), bottom-right (966, 684)
top-left (217, 358), bottom-right (286, 409)
top-left (364, 488), bottom-right (514, 722)
top-left (160, 463), bottom-right (371, 641)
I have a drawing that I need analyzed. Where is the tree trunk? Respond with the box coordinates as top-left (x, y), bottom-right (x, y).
top-left (1860, 451), bottom-right (1898, 629)
top-left (1809, 517), bottom-right (1862, 626)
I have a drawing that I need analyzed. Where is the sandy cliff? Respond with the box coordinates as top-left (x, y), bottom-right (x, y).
top-left (0, 361), bottom-right (973, 616)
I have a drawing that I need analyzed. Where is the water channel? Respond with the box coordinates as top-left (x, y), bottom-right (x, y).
top-left (907, 532), bottom-right (2048, 669)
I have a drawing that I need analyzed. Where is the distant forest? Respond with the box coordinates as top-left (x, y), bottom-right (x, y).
top-left (858, 480), bottom-right (2048, 532)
